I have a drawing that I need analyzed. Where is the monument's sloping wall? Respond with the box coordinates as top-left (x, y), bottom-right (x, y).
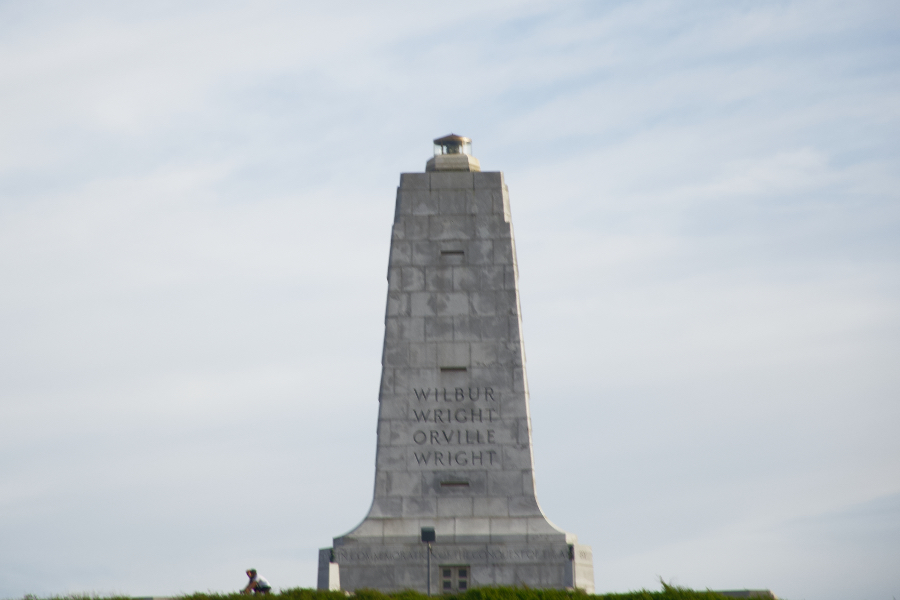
top-left (319, 168), bottom-right (594, 594)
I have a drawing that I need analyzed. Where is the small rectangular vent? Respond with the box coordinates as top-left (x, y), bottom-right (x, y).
top-left (440, 367), bottom-right (467, 372)
top-left (440, 250), bottom-right (465, 256)
top-left (440, 481), bottom-right (470, 488)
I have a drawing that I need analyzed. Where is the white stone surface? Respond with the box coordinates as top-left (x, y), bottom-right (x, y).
top-left (319, 155), bottom-right (594, 593)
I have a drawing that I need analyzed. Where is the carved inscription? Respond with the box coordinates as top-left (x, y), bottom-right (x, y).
top-left (413, 450), bottom-right (498, 466)
top-left (408, 386), bottom-right (503, 468)
top-left (411, 408), bottom-right (498, 423)
top-left (413, 388), bottom-right (497, 402)
top-left (412, 429), bottom-right (496, 445)
top-left (334, 545), bottom-right (570, 565)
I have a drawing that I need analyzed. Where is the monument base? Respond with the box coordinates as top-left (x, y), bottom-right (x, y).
top-left (318, 541), bottom-right (594, 593)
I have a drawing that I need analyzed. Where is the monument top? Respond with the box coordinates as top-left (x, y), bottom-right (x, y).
top-left (433, 133), bottom-right (472, 156)
top-left (427, 133), bottom-right (480, 172)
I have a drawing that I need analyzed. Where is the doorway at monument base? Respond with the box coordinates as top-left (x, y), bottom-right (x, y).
top-left (317, 541), bottom-right (594, 593)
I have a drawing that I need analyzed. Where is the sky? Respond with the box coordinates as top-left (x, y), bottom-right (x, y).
top-left (0, 1), bottom-right (898, 599)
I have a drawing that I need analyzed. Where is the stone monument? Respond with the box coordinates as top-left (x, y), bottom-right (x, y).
top-left (317, 135), bottom-right (594, 593)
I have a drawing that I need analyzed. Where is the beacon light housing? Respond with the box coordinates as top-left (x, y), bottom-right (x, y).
top-left (433, 134), bottom-right (472, 157)
top-left (426, 133), bottom-right (480, 172)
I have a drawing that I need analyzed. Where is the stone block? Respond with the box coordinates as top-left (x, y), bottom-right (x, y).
top-left (374, 472), bottom-right (389, 497)
top-left (376, 446), bottom-right (407, 470)
top-left (437, 497), bottom-right (474, 517)
top-left (430, 172), bottom-right (474, 189)
top-left (437, 190), bottom-right (470, 214)
top-left (403, 496), bottom-right (437, 517)
top-left (424, 316), bottom-right (454, 341)
top-left (502, 445), bottom-right (533, 470)
top-left (493, 241), bottom-right (514, 264)
top-left (378, 419), bottom-right (394, 445)
top-left (382, 519), bottom-right (421, 543)
top-left (382, 342), bottom-right (409, 368)
top-left (408, 191), bottom-right (438, 216)
top-left (411, 241), bottom-right (436, 266)
top-left (473, 497), bottom-right (509, 517)
top-left (487, 470), bottom-right (524, 497)
top-left (515, 418), bottom-right (531, 445)
top-left (425, 266), bottom-right (453, 291)
top-left (469, 366), bottom-right (512, 389)
top-left (526, 517), bottom-right (565, 536)
top-left (346, 518), bottom-right (384, 539)
top-left (508, 496), bottom-right (541, 517)
top-left (474, 564), bottom-right (517, 587)
top-left (452, 315), bottom-right (481, 341)
top-left (497, 290), bottom-right (519, 315)
top-left (452, 266), bottom-right (480, 291)
top-left (437, 343), bottom-right (470, 367)
top-left (387, 269), bottom-right (402, 291)
top-left (469, 189), bottom-right (495, 214)
top-left (469, 291), bottom-right (496, 316)
top-left (400, 173), bottom-right (430, 189)
top-left (514, 564), bottom-right (565, 588)
top-left (399, 414), bottom-right (426, 441)
top-left (403, 216), bottom-right (430, 240)
top-left (474, 214), bottom-right (512, 240)
top-left (497, 342), bottom-right (524, 367)
top-left (470, 342), bottom-right (499, 366)
top-left (495, 187), bottom-right (511, 216)
top-left (480, 265), bottom-right (505, 290)
top-left (410, 293), bottom-right (436, 317)
top-left (466, 240), bottom-right (493, 264)
top-left (435, 292), bottom-right (469, 316)
top-left (432, 518), bottom-right (457, 538)
top-left (408, 343), bottom-right (437, 368)
top-left (504, 265), bottom-right (518, 290)
top-left (455, 517), bottom-right (491, 538)
top-left (499, 394), bottom-right (528, 417)
top-left (387, 472), bottom-right (423, 496)
top-left (473, 171), bottom-right (504, 189)
top-left (394, 368), bottom-right (439, 392)
top-left (394, 188), bottom-right (420, 217)
top-left (474, 215), bottom-right (502, 239)
top-left (389, 241), bottom-right (412, 266)
top-left (423, 317), bottom-right (453, 342)
top-left (385, 317), bottom-right (425, 342)
top-left (401, 267), bottom-right (425, 291)
top-left (490, 517), bottom-right (528, 541)
top-left (378, 398), bottom-right (408, 420)
top-left (480, 316), bottom-right (509, 340)
top-left (508, 316), bottom-right (523, 343)
top-left (386, 292), bottom-right (410, 317)
top-left (379, 370), bottom-right (395, 395)
top-left (522, 471), bottom-right (536, 496)
top-left (370, 496), bottom-right (404, 518)
top-left (429, 215), bottom-right (473, 240)
top-left (394, 565), bottom-right (428, 591)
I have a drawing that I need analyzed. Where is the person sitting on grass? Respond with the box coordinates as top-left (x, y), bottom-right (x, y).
top-left (241, 569), bottom-right (272, 594)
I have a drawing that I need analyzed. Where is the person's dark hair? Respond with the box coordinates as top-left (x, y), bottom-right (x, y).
top-left (248, 569), bottom-right (257, 575)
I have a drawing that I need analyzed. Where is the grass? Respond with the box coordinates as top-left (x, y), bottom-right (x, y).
top-left (16, 583), bottom-right (741, 600)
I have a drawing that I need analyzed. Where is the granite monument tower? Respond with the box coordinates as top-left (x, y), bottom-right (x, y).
top-left (317, 135), bottom-right (594, 593)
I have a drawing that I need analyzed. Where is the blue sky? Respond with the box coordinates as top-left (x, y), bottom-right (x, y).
top-left (1, 1), bottom-right (898, 599)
